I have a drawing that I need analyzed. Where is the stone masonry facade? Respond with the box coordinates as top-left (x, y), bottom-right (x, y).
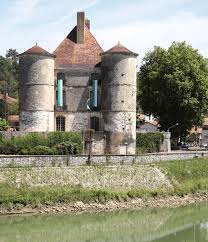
top-left (18, 12), bottom-right (138, 155)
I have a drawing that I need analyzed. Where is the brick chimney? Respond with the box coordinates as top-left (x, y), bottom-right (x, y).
top-left (85, 18), bottom-right (90, 29)
top-left (77, 12), bottom-right (85, 44)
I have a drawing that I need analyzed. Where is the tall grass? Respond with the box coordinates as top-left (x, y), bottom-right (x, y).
top-left (0, 183), bottom-right (162, 207)
top-left (158, 158), bottom-right (208, 195)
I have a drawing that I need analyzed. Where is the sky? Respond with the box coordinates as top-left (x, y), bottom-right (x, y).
top-left (1, 0), bottom-right (208, 63)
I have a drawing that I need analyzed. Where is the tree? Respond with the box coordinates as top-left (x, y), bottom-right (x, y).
top-left (0, 49), bottom-right (19, 118)
top-left (138, 42), bottom-right (208, 140)
top-left (6, 49), bottom-right (19, 62)
top-left (0, 49), bottom-right (19, 98)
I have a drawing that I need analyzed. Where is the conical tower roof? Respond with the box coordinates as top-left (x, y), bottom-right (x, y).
top-left (102, 42), bottom-right (138, 56)
top-left (19, 44), bottom-right (55, 57)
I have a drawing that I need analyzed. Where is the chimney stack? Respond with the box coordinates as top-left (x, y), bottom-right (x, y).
top-left (77, 12), bottom-right (85, 44)
top-left (85, 18), bottom-right (90, 29)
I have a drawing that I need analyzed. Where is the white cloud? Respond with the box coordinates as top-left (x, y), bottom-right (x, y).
top-left (8, 0), bottom-right (41, 23)
top-left (93, 12), bottom-right (208, 64)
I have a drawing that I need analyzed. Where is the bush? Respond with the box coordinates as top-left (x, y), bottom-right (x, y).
top-left (56, 141), bottom-right (82, 155)
top-left (47, 132), bottom-right (82, 146)
top-left (32, 146), bottom-right (58, 155)
top-left (0, 133), bottom-right (48, 155)
top-left (0, 133), bottom-right (4, 142)
top-left (0, 118), bottom-right (9, 131)
top-left (0, 132), bottom-right (82, 155)
top-left (18, 148), bottom-right (31, 155)
top-left (136, 132), bottom-right (164, 153)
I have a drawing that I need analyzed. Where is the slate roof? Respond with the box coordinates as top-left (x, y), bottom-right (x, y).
top-left (53, 26), bottom-right (103, 68)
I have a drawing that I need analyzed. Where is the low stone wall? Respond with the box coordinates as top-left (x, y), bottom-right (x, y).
top-left (0, 151), bottom-right (207, 167)
top-left (0, 166), bottom-right (172, 191)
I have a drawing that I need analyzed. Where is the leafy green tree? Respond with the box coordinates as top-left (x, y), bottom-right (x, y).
top-left (6, 49), bottom-right (19, 89)
top-left (138, 42), bottom-right (208, 139)
top-left (0, 49), bottom-right (19, 98)
top-left (0, 49), bottom-right (19, 118)
top-left (6, 49), bottom-right (19, 62)
top-left (0, 118), bottom-right (9, 131)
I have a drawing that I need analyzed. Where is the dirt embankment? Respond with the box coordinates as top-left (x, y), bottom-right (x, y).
top-left (1, 193), bottom-right (208, 216)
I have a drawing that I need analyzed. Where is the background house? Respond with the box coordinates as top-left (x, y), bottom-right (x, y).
top-left (136, 114), bottom-right (159, 133)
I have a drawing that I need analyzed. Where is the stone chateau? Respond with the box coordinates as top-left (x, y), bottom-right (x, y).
top-left (19, 12), bottom-right (138, 154)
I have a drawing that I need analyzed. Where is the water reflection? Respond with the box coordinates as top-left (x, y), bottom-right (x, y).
top-left (0, 203), bottom-right (208, 242)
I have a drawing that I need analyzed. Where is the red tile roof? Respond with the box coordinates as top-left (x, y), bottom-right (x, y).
top-left (53, 26), bottom-right (103, 68)
top-left (103, 42), bottom-right (138, 56)
top-left (19, 44), bottom-right (55, 57)
top-left (8, 115), bottom-right (19, 123)
top-left (0, 94), bottom-right (17, 104)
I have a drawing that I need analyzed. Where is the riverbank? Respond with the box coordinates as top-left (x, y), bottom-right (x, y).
top-left (1, 193), bottom-right (208, 215)
top-left (1, 157), bottom-right (208, 215)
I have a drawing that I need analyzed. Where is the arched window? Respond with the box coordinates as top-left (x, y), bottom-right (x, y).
top-left (56, 116), bottom-right (65, 131)
top-left (90, 116), bottom-right (99, 131)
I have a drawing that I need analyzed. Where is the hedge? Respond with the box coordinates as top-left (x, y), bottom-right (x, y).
top-left (0, 132), bottom-right (82, 155)
top-left (136, 132), bottom-right (164, 153)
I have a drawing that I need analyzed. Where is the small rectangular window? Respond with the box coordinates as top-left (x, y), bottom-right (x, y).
top-left (90, 116), bottom-right (99, 131)
top-left (56, 116), bottom-right (65, 131)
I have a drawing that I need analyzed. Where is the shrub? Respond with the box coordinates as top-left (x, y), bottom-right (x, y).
top-left (56, 141), bottom-right (82, 155)
top-left (18, 149), bottom-right (31, 155)
top-left (0, 118), bottom-right (9, 131)
top-left (0, 133), bottom-right (4, 142)
top-left (136, 132), bottom-right (164, 153)
top-left (0, 132), bottom-right (82, 155)
top-left (47, 132), bottom-right (82, 146)
top-left (32, 146), bottom-right (58, 155)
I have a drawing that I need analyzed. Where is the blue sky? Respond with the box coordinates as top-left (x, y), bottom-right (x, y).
top-left (1, 0), bottom-right (208, 62)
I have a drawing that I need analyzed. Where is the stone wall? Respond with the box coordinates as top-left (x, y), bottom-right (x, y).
top-left (0, 166), bottom-right (172, 191)
top-left (0, 151), bottom-right (206, 167)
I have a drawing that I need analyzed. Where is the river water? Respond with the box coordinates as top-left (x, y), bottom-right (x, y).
top-left (1, 203), bottom-right (208, 242)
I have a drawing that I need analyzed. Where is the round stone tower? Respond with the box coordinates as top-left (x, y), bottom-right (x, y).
top-left (19, 44), bottom-right (55, 131)
top-left (101, 42), bottom-right (138, 154)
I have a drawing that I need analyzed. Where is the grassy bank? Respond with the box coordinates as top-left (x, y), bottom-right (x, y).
top-left (0, 184), bottom-right (162, 209)
top-left (158, 157), bottom-right (208, 195)
top-left (0, 158), bottom-right (208, 210)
